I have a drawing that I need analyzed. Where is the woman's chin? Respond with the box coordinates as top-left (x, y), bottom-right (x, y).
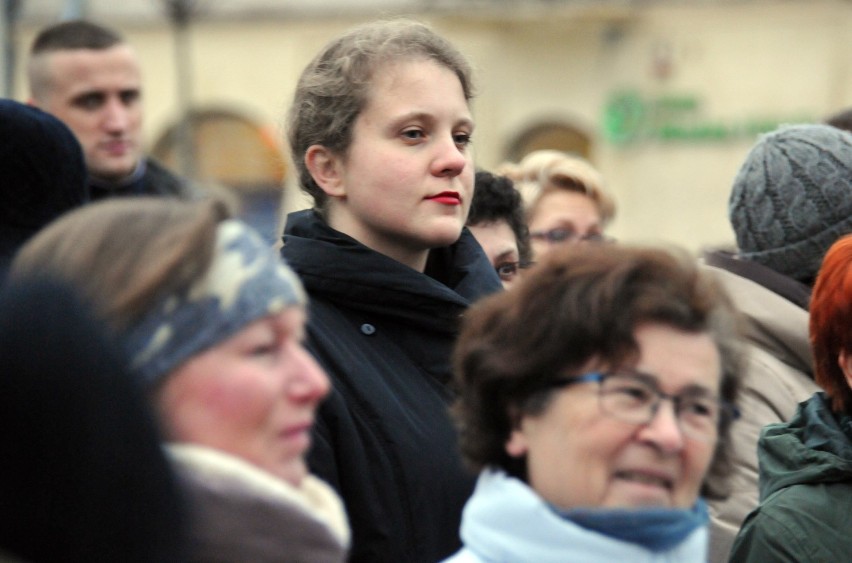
top-left (268, 458), bottom-right (308, 488)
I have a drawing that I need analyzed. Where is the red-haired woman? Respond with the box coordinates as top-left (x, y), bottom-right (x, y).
top-left (730, 234), bottom-right (852, 561)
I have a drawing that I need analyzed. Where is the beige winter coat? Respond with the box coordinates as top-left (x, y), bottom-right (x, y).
top-left (702, 263), bottom-right (818, 563)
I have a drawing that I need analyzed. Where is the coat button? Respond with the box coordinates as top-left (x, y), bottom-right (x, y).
top-left (360, 323), bottom-right (376, 335)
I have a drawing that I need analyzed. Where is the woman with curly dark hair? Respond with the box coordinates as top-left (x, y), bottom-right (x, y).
top-left (466, 170), bottom-right (531, 287)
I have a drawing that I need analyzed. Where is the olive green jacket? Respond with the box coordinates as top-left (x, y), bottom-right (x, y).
top-left (729, 392), bottom-right (852, 562)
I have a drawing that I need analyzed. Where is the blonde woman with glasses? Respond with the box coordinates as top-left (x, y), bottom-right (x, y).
top-left (499, 150), bottom-right (616, 260)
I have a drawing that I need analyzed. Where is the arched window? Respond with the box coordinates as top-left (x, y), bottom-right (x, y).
top-left (505, 121), bottom-right (592, 162)
top-left (151, 108), bottom-right (286, 192)
top-left (151, 108), bottom-right (287, 243)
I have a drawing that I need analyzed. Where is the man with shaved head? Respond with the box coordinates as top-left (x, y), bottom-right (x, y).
top-left (28, 19), bottom-right (197, 201)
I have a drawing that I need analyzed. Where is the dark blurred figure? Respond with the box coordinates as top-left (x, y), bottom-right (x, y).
top-left (824, 107), bottom-right (852, 133)
top-left (0, 277), bottom-right (186, 562)
top-left (467, 171), bottom-right (531, 288)
top-left (0, 99), bottom-right (88, 273)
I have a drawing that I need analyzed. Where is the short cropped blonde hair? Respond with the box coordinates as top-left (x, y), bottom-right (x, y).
top-left (498, 150), bottom-right (616, 226)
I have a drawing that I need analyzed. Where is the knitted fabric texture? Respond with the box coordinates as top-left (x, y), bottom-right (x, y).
top-left (124, 219), bottom-right (306, 386)
top-left (729, 124), bottom-right (852, 283)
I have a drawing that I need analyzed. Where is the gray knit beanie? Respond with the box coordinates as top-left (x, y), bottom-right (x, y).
top-left (729, 123), bottom-right (852, 283)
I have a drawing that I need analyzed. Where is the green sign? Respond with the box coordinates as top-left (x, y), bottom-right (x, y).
top-left (602, 89), bottom-right (815, 145)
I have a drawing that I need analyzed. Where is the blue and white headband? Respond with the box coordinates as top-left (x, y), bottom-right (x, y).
top-left (124, 219), bottom-right (306, 386)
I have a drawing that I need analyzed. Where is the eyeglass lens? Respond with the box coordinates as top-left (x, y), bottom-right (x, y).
top-left (530, 228), bottom-right (606, 244)
top-left (598, 373), bottom-right (723, 441)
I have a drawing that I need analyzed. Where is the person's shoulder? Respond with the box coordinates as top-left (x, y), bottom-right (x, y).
top-left (142, 157), bottom-right (201, 199)
top-left (730, 505), bottom-right (804, 562)
top-left (169, 445), bottom-right (348, 563)
top-left (440, 549), bottom-right (482, 563)
top-left (731, 482), bottom-right (851, 562)
top-left (766, 480), bottom-right (852, 515)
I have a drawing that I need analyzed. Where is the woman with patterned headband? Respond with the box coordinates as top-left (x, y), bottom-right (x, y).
top-left (10, 198), bottom-right (349, 562)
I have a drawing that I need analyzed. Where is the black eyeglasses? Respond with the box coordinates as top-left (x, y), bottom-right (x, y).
top-left (548, 370), bottom-right (739, 442)
top-left (529, 227), bottom-right (612, 245)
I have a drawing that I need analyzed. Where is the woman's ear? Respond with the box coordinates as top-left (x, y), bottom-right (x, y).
top-left (838, 350), bottom-right (852, 390)
top-left (504, 406), bottom-right (529, 457)
top-left (505, 428), bottom-right (529, 458)
top-left (305, 145), bottom-right (346, 198)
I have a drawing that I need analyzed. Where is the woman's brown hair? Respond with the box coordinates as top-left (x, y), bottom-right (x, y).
top-left (452, 243), bottom-right (743, 499)
top-left (10, 198), bottom-right (230, 331)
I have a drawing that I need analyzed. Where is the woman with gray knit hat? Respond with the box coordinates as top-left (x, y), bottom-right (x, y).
top-left (730, 233), bottom-right (852, 561)
top-left (10, 198), bottom-right (349, 563)
top-left (701, 123), bottom-right (852, 562)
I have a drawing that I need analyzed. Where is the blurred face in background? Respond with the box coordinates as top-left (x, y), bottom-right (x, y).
top-left (157, 307), bottom-right (330, 487)
top-left (468, 219), bottom-right (521, 288)
top-left (31, 45), bottom-right (143, 182)
top-left (527, 190), bottom-right (604, 260)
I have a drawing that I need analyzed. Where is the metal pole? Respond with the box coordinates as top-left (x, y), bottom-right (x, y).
top-left (61, 0), bottom-right (87, 19)
top-left (165, 0), bottom-right (197, 181)
top-left (1, 0), bottom-right (20, 98)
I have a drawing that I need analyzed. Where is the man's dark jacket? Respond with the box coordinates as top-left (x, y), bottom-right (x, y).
top-left (90, 158), bottom-right (198, 201)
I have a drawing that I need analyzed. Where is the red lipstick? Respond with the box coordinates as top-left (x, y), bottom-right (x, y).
top-left (426, 191), bottom-right (461, 205)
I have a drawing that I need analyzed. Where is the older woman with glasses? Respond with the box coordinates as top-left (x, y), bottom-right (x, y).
top-left (445, 243), bottom-right (743, 562)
